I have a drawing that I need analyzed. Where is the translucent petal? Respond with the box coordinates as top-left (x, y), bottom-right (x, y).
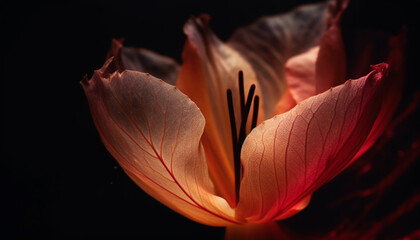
top-left (81, 59), bottom-right (237, 226)
top-left (176, 15), bottom-right (264, 207)
top-left (237, 64), bottom-right (390, 223)
top-left (228, 3), bottom-right (328, 117)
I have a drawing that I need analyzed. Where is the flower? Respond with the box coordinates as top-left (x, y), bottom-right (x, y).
top-left (81, 0), bottom-right (404, 238)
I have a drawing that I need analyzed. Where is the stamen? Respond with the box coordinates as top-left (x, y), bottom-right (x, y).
top-left (227, 89), bottom-right (238, 159)
top-left (238, 71), bottom-right (245, 117)
top-left (227, 89), bottom-right (240, 204)
top-left (251, 96), bottom-right (260, 130)
top-left (226, 71), bottom-right (260, 205)
top-left (238, 84), bottom-right (255, 145)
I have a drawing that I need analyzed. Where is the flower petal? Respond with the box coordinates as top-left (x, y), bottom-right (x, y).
top-left (284, 46), bottom-right (319, 103)
top-left (176, 15), bottom-right (264, 207)
top-left (315, 0), bottom-right (348, 93)
top-left (107, 39), bottom-right (180, 85)
top-left (275, 89), bottom-right (297, 115)
top-left (237, 64), bottom-right (390, 223)
top-left (81, 58), bottom-right (237, 226)
top-left (351, 33), bottom-right (405, 160)
top-left (228, 2), bottom-right (328, 117)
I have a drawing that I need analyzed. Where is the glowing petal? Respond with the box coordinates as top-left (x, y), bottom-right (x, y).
top-left (228, 3), bottom-right (328, 117)
top-left (237, 64), bottom-right (390, 223)
top-left (176, 15), bottom-right (263, 207)
top-left (81, 59), bottom-right (236, 226)
top-left (351, 33), bottom-right (405, 160)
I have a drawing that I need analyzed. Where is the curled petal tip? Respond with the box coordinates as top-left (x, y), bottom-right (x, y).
top-left (98, 57), bottom-right (116, 77)
top-left (80, 74), bottom-right (89, 86)
top-left (198, 13), bottom-right (211, 22)
top-left (371, 63), bottom-right (389, 74)
top-left (367, 63), bottom-right (390, 86)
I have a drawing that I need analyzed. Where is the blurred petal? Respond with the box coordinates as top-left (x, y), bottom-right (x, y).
top-left (237, 64), bottom-right (390, 223)
top-left (107, 39), bottom-right (180, 85)
top-left (176, 15), bottom-right (263, 207)
top-left (275, 89), bottom-right (297, 115)
top-left (225, 222), bottom-right (287, 240)
top-left (228, 3), bottom-right (328, 117)
top-left (81, 59), bottom-right (237, 226)
top-left (315, 0), bottom-right (348, 93)
top-left (284, 46), bottom-right (319, 103)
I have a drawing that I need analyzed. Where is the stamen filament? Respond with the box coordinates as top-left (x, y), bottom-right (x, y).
top-left (238, 84), bottom-right (255, 146)
top-left (227, 89), bottom-right (238, 157)
top-left (227, 89), bottom-right (240, 204)
top-left (226, 71), bottom-right (260, 205)
top-left (238, 71), bottom-right (245, 118)
top-left (251, 96), bottom-right (260, 130)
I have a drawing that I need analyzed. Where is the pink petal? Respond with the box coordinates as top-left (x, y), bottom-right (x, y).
top-left (351, 33), bottom-right (405, 160)
top-left (237, 64), bottom-right (390, 223)
top-left (81, 58), bottom-right (236, 226)
top-left (176, 15), bottom-right (264, 207)
top-left (284, 46), bottom-right (319, 103)
top-left (228, 3), bottom-right (328, 117)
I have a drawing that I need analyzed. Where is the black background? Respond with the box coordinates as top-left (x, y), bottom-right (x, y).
top-left (1, 0), bottom-right (418, 239)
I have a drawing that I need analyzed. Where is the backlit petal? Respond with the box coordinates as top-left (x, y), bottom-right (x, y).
top-left (228, 3), bottom-right (328, 117)
top-left (176, 15), bottom-right (263, 207)
top-left (237, 64), bottom-right (390, 223)
top-left (81, 58), bottom-right (236, 226)
top-left (351, 33), bottom-right (405, 160)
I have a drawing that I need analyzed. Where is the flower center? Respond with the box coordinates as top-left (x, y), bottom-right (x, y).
top-left (226, 70), bottom-right (260, 204)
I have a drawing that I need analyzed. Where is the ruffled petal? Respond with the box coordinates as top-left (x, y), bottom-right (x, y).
top-left (81, 59), bottom-right (237, 226)
top-left (107, 39), bottom-right (179, 85)
top-left (237, 64), bottom-right (390, 223)
top-left (228, 3), bottom-right (328, 117)
top-left (176, 15), bottom-right (264, 207)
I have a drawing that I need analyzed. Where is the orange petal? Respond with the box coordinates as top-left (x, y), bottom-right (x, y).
top-left (274, 89), bottom-right (297, 115)
top-left (228, 3), bottom-right (328, 117)
top-left (81, 58), bottom-right (237, 226)
top-left (176, 15), bottom-right (263, 207)
top-left (107, 39), bottom-right (179, 85)
top-left (237, 64), bottom-right (390, 223)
